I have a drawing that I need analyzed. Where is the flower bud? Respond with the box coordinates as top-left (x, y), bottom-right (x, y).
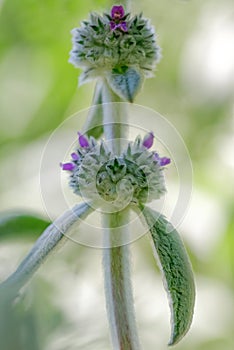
top-left (143, 131), bottom-right (154, 149)
top-left (78, 132), bottom-right (89, 148)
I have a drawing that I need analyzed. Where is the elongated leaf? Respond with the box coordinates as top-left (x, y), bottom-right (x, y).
top-left (0, 202), bottom-right (93, 295)
top-left (0, 212), bottom-right (50, 240)
top-left (106, 67), bottom-right (144, 102)
top-left (140, 206), bottom-right (195, 345)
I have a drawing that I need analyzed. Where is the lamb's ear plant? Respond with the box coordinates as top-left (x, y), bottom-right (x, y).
top-left (0, 1), bottom-right (195, 348)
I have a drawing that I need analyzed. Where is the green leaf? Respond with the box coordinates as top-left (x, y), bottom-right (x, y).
top-left (106, 67), bottom-right (144, 102)
top-left (0, 203), bottom-right (93, 295)
top-left (140, 206), bottom-right (195, 346)
top-left (0, 212), bottom-right (50, 241)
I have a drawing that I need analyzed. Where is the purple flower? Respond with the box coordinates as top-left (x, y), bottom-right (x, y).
top-left (154, 153), bottom-right (171, 166)
top-left (119, 21), bottom-right (127, 32)
top-left (111, 5), bottom-right (125, 20)
top-left (71, 152), bottom-right (79, 161)
top-left (110, 5), bottom-right (127, 32)
top-left (159, 157), bottom-right (171, 166)
top-left (110, 21), bottom-right (117, 30)
top-left (110, 21), bottom-right (128, 32)
top-left (78, 132), bottom-right (89, 148)
top-left (143, 132), bottom-right (154, 149)
top-left (60, 162), bottom-right (75, 171)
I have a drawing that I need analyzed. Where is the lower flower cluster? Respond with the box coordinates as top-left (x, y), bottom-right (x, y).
top-left (61, 132), bottom-right (170, 209)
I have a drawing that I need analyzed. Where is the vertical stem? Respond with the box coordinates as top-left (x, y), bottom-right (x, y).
top-left (102, 81), bottom-right (127, 155)
top-left (103, 212), bottom-right (140, 350)
top-left (102, 79), bottom-right (140, 350)
top-left (81, 81), bottom-right (104, 139)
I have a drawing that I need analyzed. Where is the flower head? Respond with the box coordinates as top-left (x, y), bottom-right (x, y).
top-left (61, 132), bottom-right (170, 208)
top-left (69, 7), bottom-right (161, 85)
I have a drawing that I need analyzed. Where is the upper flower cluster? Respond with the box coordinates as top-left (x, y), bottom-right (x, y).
top-left (69, 5), bottom-right (160, 84)
top-left (61, 132), bottom-right (170, 209)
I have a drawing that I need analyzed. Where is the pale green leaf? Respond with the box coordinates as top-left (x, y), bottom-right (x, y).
top-left (106, 67), bottom-right (144, 102)
top-left (140, 206), bottom-right (195, 345)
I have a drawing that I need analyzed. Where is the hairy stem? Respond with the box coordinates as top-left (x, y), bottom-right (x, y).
top-left (102, 80), bottom-right (128, 155)
top-left (81, 81), bottom-right (103, 139)
top-left (103, 212), bottom-right (140, 350)
top-left (102, 80), bottom-right (140, 349)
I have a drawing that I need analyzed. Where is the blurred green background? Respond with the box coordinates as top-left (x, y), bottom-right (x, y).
top-left (0, 0), bottom-right (234, 349)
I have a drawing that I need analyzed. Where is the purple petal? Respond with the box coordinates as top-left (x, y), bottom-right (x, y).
top-left (120, 21), bottom-right (128, 32)
top-left (153, 153), bottom-right (171, 166)
top-left (153, 153), bottom-right (160, 162)
top-left (159, 157), bottom-right (171, 166)
top-left (143, 132), bottom-right (154, 149)
top-left (111, 5), bottom-right (125, 19)
top-left (60, 162), bottom-right (75, 171)
top-left (110, 21), bottom-right (117, 30)
top-left (71, 152), bottom-right (79, 161)
top-left (78, 132), bottom-right (89, 148)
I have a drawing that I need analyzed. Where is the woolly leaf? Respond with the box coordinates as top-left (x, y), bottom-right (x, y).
top-left (106, 67), bottom-right (144, 102)
top-left (141, 206), bottom-right (195, 345)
